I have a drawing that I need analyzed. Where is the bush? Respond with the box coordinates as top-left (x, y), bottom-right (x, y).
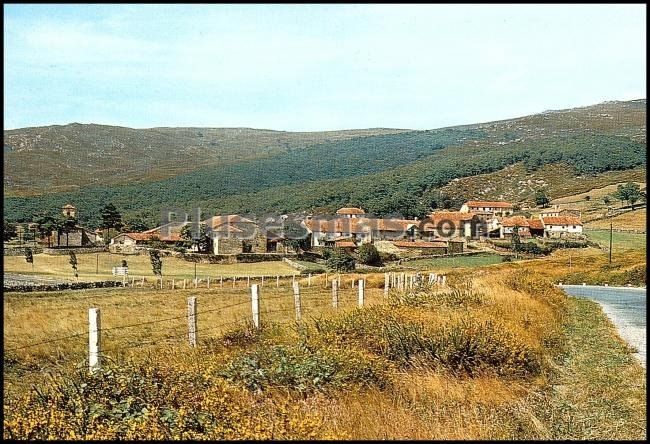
top-left (389, 281), bottom-right (484, 308)
top-left (357, 243), bottom-right (381, 266)
top-left (219, 343), bottom-right (390, 395)
top-left (313, 306), bottom-right (541, 377)
top-left (3, 360), bottom-right (343, 440)
top-left (326, 248), bottom-right (355, 272)
top-left (379, 251), bottom-right (399, 263)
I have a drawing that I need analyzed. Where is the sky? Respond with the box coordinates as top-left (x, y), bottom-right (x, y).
top-left (3, 4), bottom-right (647, 131)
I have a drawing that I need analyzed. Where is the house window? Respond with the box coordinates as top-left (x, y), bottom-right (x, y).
top-left (572, 225), bottom-right (576, 229)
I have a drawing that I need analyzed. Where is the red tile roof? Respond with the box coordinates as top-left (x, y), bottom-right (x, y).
top-left (500, 216), bottom-right (530, 227)
top-left (427, 211), bottom-right (476, 223)
top-left (336, 207), bottom-right (366, 215)
top-left (527, 219), bottom-right (545, 230)
top-left (542, 216), bottom-right (583, 226)
top-left (465, 201), bottom-right (513, 208)
top-left (303, 217), bottom-right (417, 234)
top-left (392, 240), bottom-right (448, 248)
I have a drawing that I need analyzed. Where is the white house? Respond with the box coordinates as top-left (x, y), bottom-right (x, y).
top-left (460, 200), bottom-right (514, 217)
top-left (541, 216), bottom-right (583, 237)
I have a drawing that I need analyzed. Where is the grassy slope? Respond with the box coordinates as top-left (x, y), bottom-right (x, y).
top-left (3, 100), bottom-right (646, 228)
top-left (4, 125), bottom-right (409, 196)
top-left (585, 208), bottom-right (646, 231)
top-left (439, 163), bottom-right (646, 207)
top-left (4, 247), bottom-right (645, 439)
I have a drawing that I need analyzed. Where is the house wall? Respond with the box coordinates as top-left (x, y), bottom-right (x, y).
top-left (448, 242), bottom-right (464, 254)
top-left (545, 225), bottom-right (583, 237)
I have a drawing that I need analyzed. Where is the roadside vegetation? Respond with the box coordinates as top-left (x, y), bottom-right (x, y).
top-left (4, 245), bottom-right (645, 439)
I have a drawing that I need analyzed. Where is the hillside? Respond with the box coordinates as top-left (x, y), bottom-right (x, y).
top-left (3, 125), bottom-right (409, 196)
top-left (3, 99), bottom-right (646, 228)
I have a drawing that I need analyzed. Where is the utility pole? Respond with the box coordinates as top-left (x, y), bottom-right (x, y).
top-left (609, 222), bottom-right (613, 264)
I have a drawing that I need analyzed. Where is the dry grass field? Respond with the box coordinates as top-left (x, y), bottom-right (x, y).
top-left (3, 252), bottom-right (298, 281)
top-left (584, 208), bottom-right (646, 232)
top-left (4, 244), bottom-right (646, 439)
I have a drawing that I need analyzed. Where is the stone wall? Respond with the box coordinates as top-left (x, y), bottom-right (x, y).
top-left (4, 280), bottom-right (124, 293)
top-left (3, 246), bottom-right (44, 256)
top-left (43, 246), bottom-right (108, 255)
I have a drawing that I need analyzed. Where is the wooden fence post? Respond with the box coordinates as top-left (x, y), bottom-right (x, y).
top-left (188, 297), bottom-right (197, 347)
top-left (251, 284), bottom-right (260, 329)
top-left (141, 276), bottom-right (145, 287)
top-left (441, 275), bottom-right (446, 286)
top-left (172, 278), bottom-right (175, 290)
top-left (358, 279), bottom-right (365, 307)
top-left (352, 279), bottom-right (355, 288)
top-left (207, 276), bottom-right (210, 289)
top-left (261, 275), bottom-right (265, 286)
top-left (276, 275), bottom-right (280, 288)
top-left (183, 279), bottom-right (186, 290)
top-left (88, 308), bottom-right (101, 373)
top-left (332, 280), bottom-right (339, 308)
top-left (247, 275), bottom-right (250, 287)
top-left (160, 277), bottom-right (163, 289)
top-left (384, 272), bottom-right (389, 296)
top-left (293, 281), bottom-right (301, 321)
top-left (220, 275), bottom-right (223, 287)
top-left (308, 273), bottom-right (312, 286)
top-left (233, 276), bottom-right (236, 288)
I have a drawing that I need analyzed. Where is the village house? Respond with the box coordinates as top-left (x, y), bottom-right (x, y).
top-left (335, 207), bottom-right (366, 218)
top-left (44, 204), bottom-right (102, 248)
top-left (460, 200), bottom-right (514, 217)
top-left (424, 211), bottom-right (481, 239)
top-left (205, 215), bottom-right (267, 255)
top-left (499, 216), bottom-right (532, 239)
top-left (109, 222), bottom-right (187, 253)
top-left (540, 206), bottom-right (581, 218)
top-left (541, 216), bottom-right (584, 238)
top-left (302, 214), bottom-right (420, 247)
top-left (527, 218), bottom-right (546, 237)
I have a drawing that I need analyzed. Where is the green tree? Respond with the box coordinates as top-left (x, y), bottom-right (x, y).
top-left (511, 225), bottom-right (522, 256)
top-left (534, 190), bottom-right (550, 208)
top-left (282, 219), bottom-right (310, 252)
top-left (149, 249), bottom-right (163, 276)
top-left (614, 182), bottom-right (642, 209)
top-left (181, 223), bottom-right (209, 252)
top-left (123, 217), bottom-right (149, 232)
top-left (69, 251), bottom-right (78, 279)
top-left (59, 216), bottom-right (78, 247)
top-left (101, 203), bottom-right (124, 241)
top-left (326, 248), bottom-right (355, 272)
top-left (3, 219), bottom-right (17, 242)
top-left (24, 247), bottom-right (34, 271)
top-left (35, 214), bottom-right (58, 247)
top-left (357, 243), bottom-right (381, 266)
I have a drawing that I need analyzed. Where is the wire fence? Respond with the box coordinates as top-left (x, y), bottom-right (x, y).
top-left (5, 272), bottom-right (447, 372)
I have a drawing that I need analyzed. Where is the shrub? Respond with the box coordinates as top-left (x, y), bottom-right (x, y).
top-left (357, 243), bottom-right (381, 266)
top-left (3, 360), bottom-right (343, 440)
top-left (389, 281), bottom-right (484, 308)
top-left (219, 343), bottom-right (390, 395)
top-left (326, 248), bottom-right (355, 272)
top-left (313, 306), bottom-right (540, 377)
top-left (379, 251), bottom-right (398, 263)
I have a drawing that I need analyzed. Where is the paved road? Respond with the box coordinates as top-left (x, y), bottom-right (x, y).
top-left (561, 285), bottom-right (646, 368)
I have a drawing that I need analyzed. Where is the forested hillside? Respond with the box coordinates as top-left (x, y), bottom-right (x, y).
top-left (3, 99), bottom-right (646, 229)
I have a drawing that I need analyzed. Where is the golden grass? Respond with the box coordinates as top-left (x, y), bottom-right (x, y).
top-left (585, 208), bottom-right (646, 231)
top-left (3, 246), bottom-right (646, 439)
top-left (3, 252), bottom-right (298, 280)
